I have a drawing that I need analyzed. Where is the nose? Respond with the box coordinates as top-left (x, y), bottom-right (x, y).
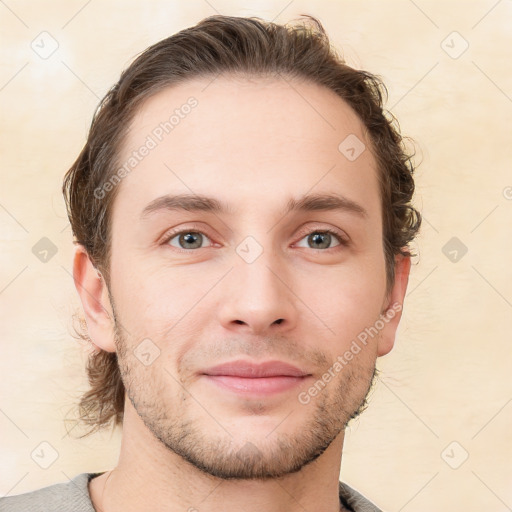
top-left (217, 251), bottom-right (297, 336)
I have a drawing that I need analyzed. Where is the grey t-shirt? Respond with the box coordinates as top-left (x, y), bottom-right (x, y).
top-left (0, 472), bottom-right (383, 512)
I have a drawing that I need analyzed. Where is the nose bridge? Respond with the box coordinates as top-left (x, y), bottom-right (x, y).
top-left (217, 234), bottom-right (296, 333)
top-left (235, 236), bottom-right (286, 303)
top-left (237, 244), bottom-right (282, 296)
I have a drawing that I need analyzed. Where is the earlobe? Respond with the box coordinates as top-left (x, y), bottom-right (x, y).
top-left (377, 253), bottom-right (411, 357)
top-left (72, 246), bottom-right (116, 353)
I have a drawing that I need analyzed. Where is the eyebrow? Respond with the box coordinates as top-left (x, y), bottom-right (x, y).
top-left (140, 192), bottom-right (369, 220)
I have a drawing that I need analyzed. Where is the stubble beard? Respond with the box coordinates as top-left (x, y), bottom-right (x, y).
top-left (114, 319), bottom-right (378, 481)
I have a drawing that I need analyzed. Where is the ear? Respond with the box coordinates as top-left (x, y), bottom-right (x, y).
top-left (377, 253), bottom-right (411, 357)
top-left (72, 245), bottom-right (116, 353)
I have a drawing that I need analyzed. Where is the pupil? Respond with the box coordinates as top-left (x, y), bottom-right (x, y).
top-left (181, 232), bottom-right (201, 249)
top-left (311, 232), bottom-right (329, 249)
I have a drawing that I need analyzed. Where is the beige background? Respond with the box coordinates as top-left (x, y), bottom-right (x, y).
top-left (1, 1), bottom-right (511, 510)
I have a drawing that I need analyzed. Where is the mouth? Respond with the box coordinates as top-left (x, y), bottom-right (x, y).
top-left (201, 359), bottom-right (312, 396)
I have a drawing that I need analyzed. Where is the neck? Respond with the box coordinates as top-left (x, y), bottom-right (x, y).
top-left (89, 401), bottom-right (348, 512)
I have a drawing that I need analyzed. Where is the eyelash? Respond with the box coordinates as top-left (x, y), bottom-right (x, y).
top-left (160, 225), bottom-right (349, 253)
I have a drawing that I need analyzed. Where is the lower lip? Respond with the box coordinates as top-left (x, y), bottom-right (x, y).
top-left (203, 375), bottom-right (310, 396)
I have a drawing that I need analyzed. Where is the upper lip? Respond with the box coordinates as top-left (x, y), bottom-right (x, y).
top-left (202, 360), bottom-right (310, 378)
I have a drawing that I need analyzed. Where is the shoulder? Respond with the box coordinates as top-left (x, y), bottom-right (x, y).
top-left (0, 472), bottom-right (103, 512)
top-left (339, 480), bottom-right (385, 512)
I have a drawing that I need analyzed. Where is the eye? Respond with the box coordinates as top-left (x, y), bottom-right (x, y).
top-left (163, 230), bottom-right (214, 251)
top-left (294, 228), bottom-right (348, 250)
top-left (160, 226), bottom-right (349, 253)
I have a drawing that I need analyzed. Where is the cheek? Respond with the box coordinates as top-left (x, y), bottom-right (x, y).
top-left (293, 261), bottom-right (385, 339)
top-left (111, 235), bottom-right (386, 346)
top-left (112, 263), bottom-right (218, 353)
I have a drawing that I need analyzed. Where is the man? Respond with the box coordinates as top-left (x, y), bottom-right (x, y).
top-left (1, 13), bottom-right (420, 512)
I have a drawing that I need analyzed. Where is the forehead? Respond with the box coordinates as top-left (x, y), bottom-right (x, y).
top-left (112, 75), bottom-right (380, 225)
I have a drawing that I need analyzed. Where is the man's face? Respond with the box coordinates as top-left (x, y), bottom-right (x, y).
top-left (106, 76), bottom-right (394, 479)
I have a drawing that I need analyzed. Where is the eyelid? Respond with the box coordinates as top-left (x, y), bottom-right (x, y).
top-left (160, 223), bottom-right (350, 250)
top-left (159, 223), bottom-right (215, 247)
top-left (292, 227), bottom-right (349, 250)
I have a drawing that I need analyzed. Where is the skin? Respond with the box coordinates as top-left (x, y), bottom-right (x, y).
top-left (74, 75), bottom-right (410, 512)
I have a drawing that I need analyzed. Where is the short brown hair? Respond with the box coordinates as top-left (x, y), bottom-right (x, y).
top-left (62, 14), bottom-right (421, 437)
